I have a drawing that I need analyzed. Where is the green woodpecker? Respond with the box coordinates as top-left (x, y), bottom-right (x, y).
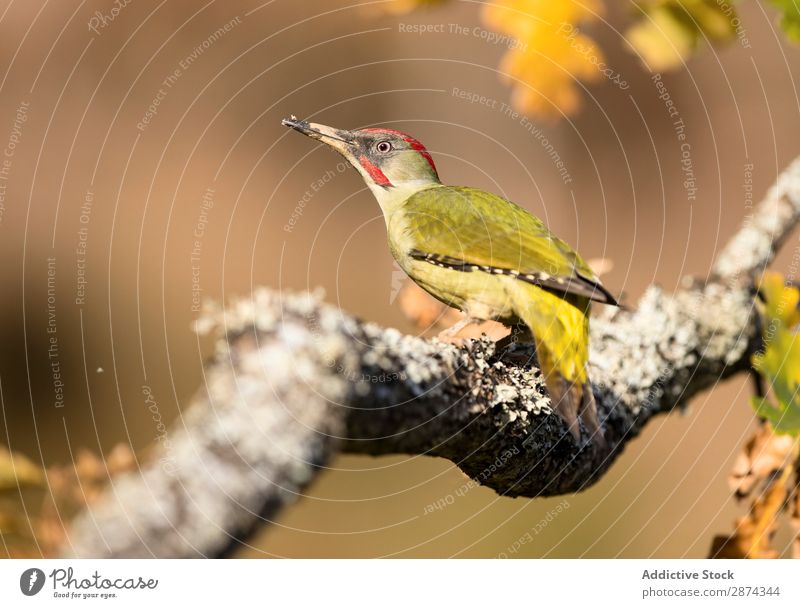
top-left (282, 116), bottom-right (618, 444)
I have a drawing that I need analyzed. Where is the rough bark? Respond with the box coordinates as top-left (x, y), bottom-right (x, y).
top-left (61, 157), bottom-right (800, 558)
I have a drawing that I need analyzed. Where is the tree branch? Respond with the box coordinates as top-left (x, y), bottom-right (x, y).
top-left (61, 158), bottom-right (800, 558)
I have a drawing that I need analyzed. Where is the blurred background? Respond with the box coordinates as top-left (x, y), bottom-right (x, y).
top-left (0, 0), bottom-right (798, 557)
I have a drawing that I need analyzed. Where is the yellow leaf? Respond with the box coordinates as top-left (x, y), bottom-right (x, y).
top-left (626, 6), bottom-right (694, 71)
top-left (751, 272), bottom-right (800, 436)
top-left (482, 0), bottom-right (606, 118)
top-left (626, 0), bottom-right (738, 71)
top-left (760, 271), bottom-right (800, 328)
top-left (0, 447), bottom-right (44, 491)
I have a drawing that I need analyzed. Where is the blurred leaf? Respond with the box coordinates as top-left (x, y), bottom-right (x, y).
top-left (626, 0), bottom-right (739, 70)
top-left (0, 447), bottom-right (44, 557)
top-left (729, 421), bottom-right (796, 498)
top-left (792, 481), bottom-right (800, 558)
top-left (0, 442), bottom-right (136, 557)
top-left (770, 0), bottom-right (800, 43)
top-left (0, 446), bottom-right (44, 491)
top-left (713, 272), bottom-right (800, 559)
top-left (0, 508), bottom-right (32, 537)
top-left (760, 271), bottom-right (800, 327)
top-left (711, 460), bottom-right (792, 558)
top-left (627, 5), bottom-right (696, 70)
top-left (391, 0), bottom-right (616, 118)
top-left (752, 396), bottom-right (800, 435)
top-left (481, 0), bottom-right (607, 118)
top-left (750, 272), bottom-right (800, 437)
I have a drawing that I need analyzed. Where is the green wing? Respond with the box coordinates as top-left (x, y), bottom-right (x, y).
top-left (400, 186), bottom-right (616, 305)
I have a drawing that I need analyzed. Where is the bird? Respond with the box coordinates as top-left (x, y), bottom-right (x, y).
top-left (282, 116), bottom-right (618, 445)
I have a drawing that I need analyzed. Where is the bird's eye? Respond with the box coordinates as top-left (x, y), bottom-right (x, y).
top-left (376, 140), bottom-right (392, 153)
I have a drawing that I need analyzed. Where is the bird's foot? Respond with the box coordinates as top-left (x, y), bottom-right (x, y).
top-left (436, 316), bottom-right (477, 345)
top-left (493, 325), bottom-right (537, 367)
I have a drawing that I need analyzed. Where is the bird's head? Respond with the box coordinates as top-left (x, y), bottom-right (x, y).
top-left (282, 117), bottom-right (440, 211)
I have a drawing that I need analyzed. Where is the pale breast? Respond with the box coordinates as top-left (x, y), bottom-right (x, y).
top-left (405, 258), bottom-right (520, 323)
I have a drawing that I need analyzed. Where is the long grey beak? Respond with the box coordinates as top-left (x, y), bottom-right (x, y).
top-left (281, 116), bottom-right (355, 149)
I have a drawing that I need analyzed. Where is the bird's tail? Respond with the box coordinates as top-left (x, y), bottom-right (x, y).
top-left (539, 354), bottom-right (605, 449)
top-left (538, 349), bottom-right (579, 439)
top-left (512, 286), bottom-right (606, 448)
